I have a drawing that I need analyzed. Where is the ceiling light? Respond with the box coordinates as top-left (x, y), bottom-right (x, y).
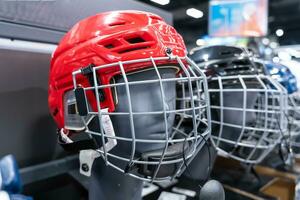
top-left (270, 42), bottom-right (278, 49)
top-left (186, 8), bottom-right (203, 19)
top-left (272, 56), bottom-right (280, 63)
top-left (264, 48), bottom-right (272, 55)
top-left (262, 38), bottom-right (270, 45)
top-left (276, 29), bottom-right (284, 37)
top-left (150, 0), bottom-right (170, 5)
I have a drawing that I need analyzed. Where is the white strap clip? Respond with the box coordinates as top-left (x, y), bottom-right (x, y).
top-left (79, 108), bottom-right (117, 177)
top-left (79, 150), bottom-right (100, 177)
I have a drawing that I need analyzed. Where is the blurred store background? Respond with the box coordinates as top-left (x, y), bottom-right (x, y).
top-left (1, 0), bottom-right (300, 199)
top-left (136, 0), bottom-right (300, 47)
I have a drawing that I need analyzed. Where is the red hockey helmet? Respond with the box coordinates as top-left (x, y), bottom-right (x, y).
top-left (49, 10), bottom-right (187, 126)
top-left (48, 10), bottom-right (210, 182)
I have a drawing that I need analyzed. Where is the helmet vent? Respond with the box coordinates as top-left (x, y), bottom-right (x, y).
top-left (149, 15), bottom-right (162, 24)
top-left (220, 51), bottom-right (233, 56)
top-left (109, 21), bottom-right (126, 26)
top-left (104, 44), bottom-right (115, 49)
top-left (126, 37), bottom-right (145, 44)
top-left (118, 46), bottom-right (149, 54)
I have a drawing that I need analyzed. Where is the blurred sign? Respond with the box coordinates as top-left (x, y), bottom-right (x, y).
top-left (209, 0), bottom-right (268, 37)
top-left (200, 35), bottom-right (250, 46)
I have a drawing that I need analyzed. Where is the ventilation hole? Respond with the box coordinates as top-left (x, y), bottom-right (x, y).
top-left (220, 51), bottom-right (232, 55)
top-left (150, 15), bottom-right (162, 21)
top-left (224, 66), bottom-right (251, 73)
top-left (126, 37), bottom-right (145, 44)
top-left (104, 44), bottom-right (115, 49)
top-left (232, 60), bottom-right (249, 65)
top-left (149, 15), bottom-right (162, 24)
top-left (109, 21), bottom-right (126, 26)
top-left (118, 46), bottom-right (149, 54)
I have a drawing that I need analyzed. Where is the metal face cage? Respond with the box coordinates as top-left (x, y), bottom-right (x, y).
top-left (209, 74), bottom-right (288, 164)
top-left (286, 93), bottom-right (300, 157)
top-left (69, 56), bottom-right (211, 182)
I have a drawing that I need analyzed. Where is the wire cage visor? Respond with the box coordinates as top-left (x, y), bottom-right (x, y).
top-left (69, 56), bottom-right (211, 182)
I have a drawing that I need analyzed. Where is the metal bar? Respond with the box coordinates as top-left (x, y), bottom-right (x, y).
top-left (246, 75), bottom-right (269, 161)
top-left (211, 120), bottom-right (281, 133)
top-left (212, 136), bottom-right (271, 149)
top-left (0, 21), bottom-right (64, 44)
top-left (92, 67), bottom-right (108, 165)
top-left (118, 61), bottom-right (136, 165)
top-left (0, 37), bottom-right (57, 54)
top-left (210, 105), bottom-right (281, 113)
top-left (85, 128), bottom-right (209, 143)
top-left (81, 76), bottom-right (201, 91)
top-left (87, 105), bottom-right (207, 115)
top-left (150, 57), bottom-right (169, 182)
top-left (216, 76), bottom-right (224, 147)
top-left (173, 57), bottom-right (211, 179)
top-left (20, 155), bottom-right (79, 185)
top-left (232, 75), bottom-right (247, 151)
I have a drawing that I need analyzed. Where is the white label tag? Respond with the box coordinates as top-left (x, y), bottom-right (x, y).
top-left (100, 108), bottom-right (117, 152)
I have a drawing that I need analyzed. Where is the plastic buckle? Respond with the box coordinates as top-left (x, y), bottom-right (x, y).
top-left (79, 150), bottom-right (100, 177)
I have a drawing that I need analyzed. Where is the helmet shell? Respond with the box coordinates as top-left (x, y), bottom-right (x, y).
top-left (265, 61), bottom-right (297, 94)
top-left (49, 10), bottom-right (187, 129)
top-left (189, 45), bottom-right (266, 77)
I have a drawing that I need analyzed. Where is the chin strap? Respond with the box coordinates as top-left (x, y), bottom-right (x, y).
top-left (58, 109), bottom-right (117, 153)
top-left (57, 129), bottom-right (99, 152)
top-left (58, 108), bottom-right (117, 177)
top-left (58, 130), bottom-right (101, 177)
